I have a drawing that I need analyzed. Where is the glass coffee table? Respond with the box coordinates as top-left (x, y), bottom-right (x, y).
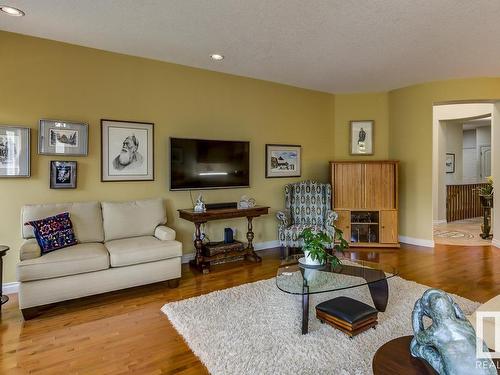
top-left (276, 254), bottom-right (398, 334)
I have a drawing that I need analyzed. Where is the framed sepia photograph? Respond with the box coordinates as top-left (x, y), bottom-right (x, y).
top-left (445, 153), bottom-right (455, 174)
top-left (39, 119), bottom-right (88, 156)
top-left (101, 119), bottom-right (154, 181)
top-left (350, 120), bottom-right (374, 155)
top-left (265, 144), bottom-right (301, 178)
top-left (0, 125), bottom-right (30, 178)
top-left (50, 161), bottom-right (77, 189)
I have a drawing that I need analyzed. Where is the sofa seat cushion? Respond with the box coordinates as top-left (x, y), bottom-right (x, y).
top-left (17, 243), bottom-right (110, 282)
top-left (105, 236), bottom-right (182, 267)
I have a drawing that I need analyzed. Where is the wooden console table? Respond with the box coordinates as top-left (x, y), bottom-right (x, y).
top-left (178, 206), bottom-right (270, 273)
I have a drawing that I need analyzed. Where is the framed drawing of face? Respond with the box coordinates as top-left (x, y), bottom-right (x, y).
top-left (350, 120), bottom-right (374, 155)
top-left (38, 119), bottom-right (88, 156)
top-left (101, 119), bottom-right (154, 181)
top-left (50, 161), bottom-right (77, 189)
top-left (265, 144), bottom-right (301, 178)
top-left (0, 125), bottom-right (30, 178)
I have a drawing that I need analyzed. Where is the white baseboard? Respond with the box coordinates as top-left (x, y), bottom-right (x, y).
top-left (3, 281), bottom-right (19, 295)
top-left (432, 219), bottom-right (447, 226)
top-left (492, 238), bottom-right (500, 249)
top-left (399, 235), bottom-right (435, 248)
top-left (181, 240), bottom-right (280, 264)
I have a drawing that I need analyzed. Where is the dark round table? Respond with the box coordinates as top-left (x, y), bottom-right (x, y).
top-left (373, 335), bottom-right (500, 375)
top-left (373, 336), bottom-right (438, 375)
top-left (1, 245), bottom-right (9, 305)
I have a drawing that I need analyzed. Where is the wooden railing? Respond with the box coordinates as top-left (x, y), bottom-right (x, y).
top-left (446, 183), bottom-right (486, 222)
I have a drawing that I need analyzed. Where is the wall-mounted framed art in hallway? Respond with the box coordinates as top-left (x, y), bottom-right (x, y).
top-left (445, 153), bottom-right (455, 174)
top-left (350, 120), bottom-right (374, 155)
top-left (0, 125), bottom-right (30, 178)
top-left (265, 144), bottom-right (301, 178)
top-left (101, 119), bottom-right (154, 182)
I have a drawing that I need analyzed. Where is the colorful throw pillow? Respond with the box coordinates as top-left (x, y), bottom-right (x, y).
top-left (24, 212), bottom-right (77, 255)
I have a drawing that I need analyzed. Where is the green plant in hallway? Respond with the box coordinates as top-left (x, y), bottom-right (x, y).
top-left (477, 176), bottom-right (493, 197)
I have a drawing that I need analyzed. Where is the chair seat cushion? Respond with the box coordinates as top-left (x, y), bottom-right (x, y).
top-left (17, 243), bottom-right (110, 282)
top-left (105, 236), bottom-right (182, 267)
top-left (316, 296), bottom-right (378, 324)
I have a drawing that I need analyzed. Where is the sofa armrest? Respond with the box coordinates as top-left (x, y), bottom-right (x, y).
top-left (155, 225), bottom-right (176, 241)
top-left (20, 239), bottom-right (41, 261)
top-left (276, 209), bottom-right (291, 228)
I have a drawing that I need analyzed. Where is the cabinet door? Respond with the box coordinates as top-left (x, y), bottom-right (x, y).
top-left (364, 163), bottom-right (396, 209)
top-left (334, 210), bottom-right (351, 243)
top-left (380, 210), bottom-right (398, 243)
top-left (333, 163), bottom-right (363, 209)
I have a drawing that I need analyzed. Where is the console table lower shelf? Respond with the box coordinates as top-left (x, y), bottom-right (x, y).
top-left (178, 206), bottom-right (270, 273)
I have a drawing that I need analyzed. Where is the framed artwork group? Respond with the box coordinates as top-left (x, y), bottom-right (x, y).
top-left (0, 118), bottom-right (155, 186)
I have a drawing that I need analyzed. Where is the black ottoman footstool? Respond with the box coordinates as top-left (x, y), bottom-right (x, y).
top-left (316, 296), bottom-right (378, 337)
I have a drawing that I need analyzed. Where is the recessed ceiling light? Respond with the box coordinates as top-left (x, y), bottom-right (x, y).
top-left (210, 54), bottom-right (224, 61)
top-left (0, 5), bottom-right (25, 16)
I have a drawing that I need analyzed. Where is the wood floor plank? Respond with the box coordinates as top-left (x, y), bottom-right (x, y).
top-left (1, 244), bottom-right (499, 374)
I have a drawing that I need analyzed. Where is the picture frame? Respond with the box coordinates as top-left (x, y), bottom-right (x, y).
top-left (350, 120), bottom-right (374, 155)
top-left (38, 119), bottom-right (88, 156)
top-left (50, 161), bottom-right (77, 189)
top-left (445, 153), bottom-right (455, 174)
top-left (265, 144), bottom-right (301, 178)
top-left (0, 125), bottom-right (30, 178)
top-left (101, 119), bottom-right (154, 182)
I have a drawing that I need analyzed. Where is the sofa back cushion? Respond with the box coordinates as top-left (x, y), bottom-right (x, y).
top-left (101, 198), bottom-right (166, 242)
top-left (22, 201), bottom-right (104, 243)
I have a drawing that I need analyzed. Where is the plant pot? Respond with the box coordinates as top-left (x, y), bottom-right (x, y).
top-left (480, 194), bottom-right (494, 208)
top-left (303, 250), bottom-right (324, 266)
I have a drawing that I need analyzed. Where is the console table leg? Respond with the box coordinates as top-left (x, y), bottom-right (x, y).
top-left (189, 222), bottom-right (210, 274)
top-left (245, 216), bottom-right (261, 262)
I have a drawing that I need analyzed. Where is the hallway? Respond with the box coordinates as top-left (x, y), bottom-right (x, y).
top-left (433, 217), bottom-right (492, 246)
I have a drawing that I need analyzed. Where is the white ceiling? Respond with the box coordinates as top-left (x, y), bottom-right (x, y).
top-left (2, 0), bottom-right (500, 93)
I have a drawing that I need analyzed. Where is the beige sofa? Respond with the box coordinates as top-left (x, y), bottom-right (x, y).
top-left (17, 198), bottom-right (182, 319)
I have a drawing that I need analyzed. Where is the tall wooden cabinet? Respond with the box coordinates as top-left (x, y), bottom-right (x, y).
top-left (330, 160), bottom-right (399, 248)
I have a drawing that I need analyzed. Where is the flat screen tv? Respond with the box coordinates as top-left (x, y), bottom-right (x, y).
top-left (170, 138), bottom-right (250, 190)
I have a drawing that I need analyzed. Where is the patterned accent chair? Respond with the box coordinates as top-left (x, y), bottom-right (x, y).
top-left (276, 181), bottom-right (338, 249)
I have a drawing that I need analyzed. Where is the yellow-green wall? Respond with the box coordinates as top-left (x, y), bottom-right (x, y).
top-left (0, 31), bottom-right (337, 282)
top-left (3, 30), bottom-right (500, 284)
top-left (333, 93), bottom-right (389, 160)
top-left (389, 78), bottom-right (500, 240)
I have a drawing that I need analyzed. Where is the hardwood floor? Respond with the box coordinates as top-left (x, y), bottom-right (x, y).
top-left (1, 244), bottom-right (499, 374)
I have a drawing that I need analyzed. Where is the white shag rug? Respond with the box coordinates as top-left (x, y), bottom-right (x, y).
top-left (161, 276), bottom-right (479, 375)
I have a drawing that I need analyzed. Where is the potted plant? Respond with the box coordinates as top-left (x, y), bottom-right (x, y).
top-left (299, 227), bottom-right (349, 267)
top-left (477, 176), bottom-right (494, 208)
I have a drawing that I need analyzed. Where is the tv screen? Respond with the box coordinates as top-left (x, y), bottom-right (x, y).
top-left (170, 138), bottom-right (250, 190)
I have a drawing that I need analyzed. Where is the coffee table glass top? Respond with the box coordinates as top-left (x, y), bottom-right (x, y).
top-left (276, 253), bottom-right (398, 295)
